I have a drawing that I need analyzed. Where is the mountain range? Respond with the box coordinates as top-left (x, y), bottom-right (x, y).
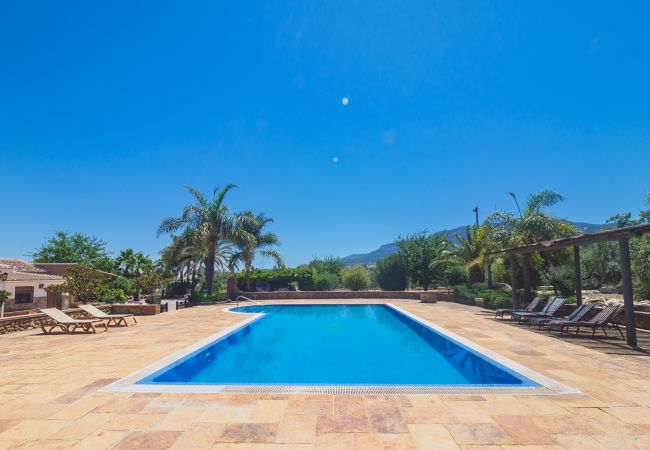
top-left (340, 222), bottom-right (603, 266)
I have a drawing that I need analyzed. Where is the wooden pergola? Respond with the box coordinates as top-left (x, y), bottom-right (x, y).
top-left (489, 223), bottom-right (650, 347)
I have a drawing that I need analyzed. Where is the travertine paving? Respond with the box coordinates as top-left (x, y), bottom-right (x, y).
top-left (1, 300), bottom-right (649, 449)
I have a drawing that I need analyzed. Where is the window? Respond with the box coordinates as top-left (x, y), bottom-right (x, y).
top-left (14, 286), bottom-right (34, 304)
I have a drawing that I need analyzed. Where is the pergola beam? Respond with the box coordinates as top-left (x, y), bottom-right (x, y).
top-left (488, 224), bottom-right (650, 256)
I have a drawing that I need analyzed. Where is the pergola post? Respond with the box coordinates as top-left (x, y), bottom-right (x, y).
top-left (509, 254), bottom-right (519, 309)
top-left (573, 245), bottom-right (583, 306)
top-left (619, 238), bottom-right (637, 347)
top-left (522, 253), bottom-right (532, 304)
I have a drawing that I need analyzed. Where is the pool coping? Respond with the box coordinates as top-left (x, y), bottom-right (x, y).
top-left (102, 302), bottom-right (582, 396)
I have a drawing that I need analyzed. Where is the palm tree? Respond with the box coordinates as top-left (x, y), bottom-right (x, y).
top-left (484, 190), bottom-right (576, 247)
top-left (455, 225), bottom-right (484, 283)
top-left (158, 184), bottom-right (236, 295)
top-left (470, 224), bottom-right (500, 289)
top-left (230, 211), bottom-right (285, 291)
top-left (178, 238), bottom-right (236, 286)
top-left (115, 249), bottom-right (154, 301)
top-left (160, 233), bottom-right (191, 282)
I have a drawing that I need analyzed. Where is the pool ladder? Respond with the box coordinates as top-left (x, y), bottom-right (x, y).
top-left (236, 295), bottom-right (263, 308)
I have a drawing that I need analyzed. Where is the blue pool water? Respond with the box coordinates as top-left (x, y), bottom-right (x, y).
top-left (138, 304), bottom-right (537, 386)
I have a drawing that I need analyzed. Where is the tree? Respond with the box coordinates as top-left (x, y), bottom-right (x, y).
top-left (308, 256), bottom-right (345, 277)
top-left (160, 233), bottom-right (192, 282)
top-left (396, 231), bottom-right (454, 290)
top-left (471, 224), bottom-right (500, 288)
top-left (230, 211), bottom-right (285, 291)
top-left (30, 231), bottom-right (113, 271)
top-left (455, 225), bottom-right (484, 283)
top-left (604, 192), bottom-right (650, 299)
top-left (581, 242), bottom-right (621, 289)
top-left (45, 265), bottom-right (108, 303)
top-left (375, 254), bottom-right (408, 291)
top-left (133, 268), bottom-right (172, 298)
top-left (341, 265), bottom-right (372, 291)
top-left (484, 190), bottom-right (577, 247)
top-left (158, 184), bottom-right (237, 294)
top-left (313, 271), bottom-right (339, 290)
top-left (115, 249), bottom-right (154, 301)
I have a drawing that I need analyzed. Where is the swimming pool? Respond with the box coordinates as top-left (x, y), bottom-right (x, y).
top-left (102, 302), bottom-right (581, 395)
top-left (107, 303), bottom-right (578, 395)
top-left (138, 304), bottom-right (532, 386)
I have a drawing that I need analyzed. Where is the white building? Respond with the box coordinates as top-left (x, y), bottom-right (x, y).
top-left (0, 259), bottom-right (66, 313)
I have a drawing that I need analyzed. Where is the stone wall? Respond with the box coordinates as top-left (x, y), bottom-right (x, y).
top-left (112, 303), bottom-right (160, 316)
top-left (237, 290), bottom-right (454, 302)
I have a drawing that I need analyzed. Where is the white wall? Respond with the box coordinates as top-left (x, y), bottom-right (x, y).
top-left (1, 280), bottom-right (64, 299)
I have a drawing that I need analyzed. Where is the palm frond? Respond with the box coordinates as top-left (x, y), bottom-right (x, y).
top-left (260, 249), bottom-right (285, 268)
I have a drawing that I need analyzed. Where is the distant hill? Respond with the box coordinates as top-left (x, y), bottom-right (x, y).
top-left (340, 222), bottom-right (603, 266)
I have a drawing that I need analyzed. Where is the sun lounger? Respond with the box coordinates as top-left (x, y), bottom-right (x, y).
top-left (79, 304), bottom-right (137, 327)
top-left (552, 305), bottom-right (624, 338)
top-left (512, 297), bottom-right (566, 324)
top-left (531, 303), bottom-right (593, 331)
top-left (40, 308), bottom-right (108, 334)
top-left (495, 296), bottom-right (545, 320)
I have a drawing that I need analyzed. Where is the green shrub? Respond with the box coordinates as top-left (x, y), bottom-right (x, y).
top-left (166, 281), bottom-right (193, 297)
top-left (541, 265), bottom-right (574, 296)
top-left (308, 256), bottom-right (345, 276)
top-left (478, 289), bottom-right (513, 310)
top-left (454, 283), bottom-right (520, 310)
top-left (341, 266), bottom-right (371, 291)
top-left (190, 292), bottom-right (229, 302)
top-left (104, 276), bottom-right (133, 295)
top-left (443, 262), bottom-right (469, 286)
top-left (234, 267), bottom-right (315, 291)
top-left (99, 287), bottom-right (127, 304)
top-left (313, 271), bottom-right (338, 291)
top-left (375, 254), bottom-right (408, 291)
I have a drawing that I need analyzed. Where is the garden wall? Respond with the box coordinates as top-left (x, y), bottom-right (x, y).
top-left (237, 290), bottom-right (455, 302)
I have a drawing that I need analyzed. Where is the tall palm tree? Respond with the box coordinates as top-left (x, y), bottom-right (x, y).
top-left (230, 211), bottom-right (285, 291)
top-left (484, 189), bottom-right (576, 248)
top-left (158, 184), bottom-right (236, 294)
top-left (455, 225), bottom-right (484, 283)
top-left (178, 239), bottom-right (236, 286)
top-left (470, 224), bottom-right (500, 289)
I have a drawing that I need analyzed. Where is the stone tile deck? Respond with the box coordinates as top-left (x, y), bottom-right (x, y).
top-left (1, 300), bottom-right (649, 449)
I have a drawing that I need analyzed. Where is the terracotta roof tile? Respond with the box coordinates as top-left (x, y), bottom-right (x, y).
top-left (0, 258), bottom-right (47, 273)
top-left (4, 271), bottom-right (64, 281)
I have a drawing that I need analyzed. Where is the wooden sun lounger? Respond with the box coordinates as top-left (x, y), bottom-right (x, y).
top-left (79, 304), bottom-right (137, 327)
top-left (40, 308), bottom-right (109, 334)
top-left (494, 296), bottom-right (545, 320)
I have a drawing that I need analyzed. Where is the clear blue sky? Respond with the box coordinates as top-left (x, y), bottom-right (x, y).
top-left (2, 1), bottom-right (650, 267)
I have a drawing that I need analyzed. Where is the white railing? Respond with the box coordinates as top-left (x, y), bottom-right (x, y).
top-left (236, 295), bottom-right (263, 308)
